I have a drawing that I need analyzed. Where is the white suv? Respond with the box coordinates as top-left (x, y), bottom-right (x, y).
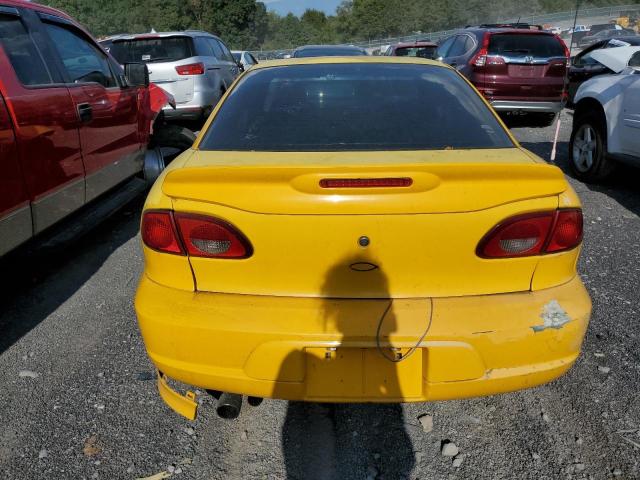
top-left (103, 31), bottom-right (240, 122)
top-left (570, 46), bottom-right (640, 182)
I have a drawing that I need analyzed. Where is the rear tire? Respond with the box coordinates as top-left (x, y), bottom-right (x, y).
top-left (568, 111), bottom-right (616, 182)
top-left (150, 125), bottom-right (196, 163)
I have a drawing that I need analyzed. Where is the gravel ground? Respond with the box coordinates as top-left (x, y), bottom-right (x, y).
top-left (1, 111), bottom-right (639, 480)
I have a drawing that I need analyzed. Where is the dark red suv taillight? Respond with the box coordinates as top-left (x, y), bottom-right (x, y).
top-left (470, 32), bottom-right (491, 67)
top-left (477, 209), bottom-right (583, 258)
top-left (141, 210), bottom-right (252, 258)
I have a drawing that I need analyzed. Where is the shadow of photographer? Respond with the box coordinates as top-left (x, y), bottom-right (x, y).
top-left (274, 255), bottom-right (417, 479)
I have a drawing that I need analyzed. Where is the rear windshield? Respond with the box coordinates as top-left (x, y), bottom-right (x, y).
top-left (590, 24), bottom-right (614, 34)
top-left (199, 63), bottom-right (513, 152)
top-left (294, 48), bottom-right (366, 58)
top-left (109, 37), bottom-right (193, 63)
top-left (488, 34), bottom-right (565, 58)
top-left (394, 46), bottom-right (437, 59)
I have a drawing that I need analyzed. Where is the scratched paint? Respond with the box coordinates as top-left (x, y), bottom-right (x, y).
top-left (532, 300), bottom-right (571, 332)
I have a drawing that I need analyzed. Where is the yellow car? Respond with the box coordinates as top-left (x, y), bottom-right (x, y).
top-left (135, 57), bottom-right (591, 420)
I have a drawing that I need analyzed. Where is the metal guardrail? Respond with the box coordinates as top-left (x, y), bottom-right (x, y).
top-left (250, 3), bottom-right (640, 59)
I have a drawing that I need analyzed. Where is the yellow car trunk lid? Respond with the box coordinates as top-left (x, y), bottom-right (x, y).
top-left (163, 149), bottom-right (564, 215)
top-left (163, 148), bottom-right (568, 298)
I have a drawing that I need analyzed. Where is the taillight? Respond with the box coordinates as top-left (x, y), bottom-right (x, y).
top-left (174, 213), bottom-right (252, 259)
top-left (470, 32), bottom-right (491, 67)
top-left (556, 34), bottom-right (570, 59)
top-left (319, 178), bottom-right (413, 188)
top-left (141, 211), bottom-right (184, 255)
top-left (175, 62), bottom-right (205, 75)
top-left (471, 47), bottom-right (488, 67)
top-left (546, 210), bottom-right (583, 253)
top-left (477, 209), bottom-right (583, 258)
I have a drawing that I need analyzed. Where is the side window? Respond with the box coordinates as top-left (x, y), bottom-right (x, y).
top-left (448, 36), bottom-right (468, 57)
top-left (436, 36), bottom-right (456, 58)
top-left (574, 52), bottom-right (598, 67)
top-left (463, 35), bottom-right (475, 54)
top-left (0, 15), bottom-right (52, 85)
top-left (44, 22), bottom-right (116, 88)
top-left (207, 38), bottom-right (224, 60)
top-left (194, 37), bottom-right (214, 57)
top-left (216, 39), bottom-right (235, 63)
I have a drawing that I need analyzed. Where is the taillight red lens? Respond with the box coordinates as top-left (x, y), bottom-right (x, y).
top-left (319, 178), bottom-right (413, 188)
top-left (175, 214), bottom-right (252, 259)
top-left (546, 210), bottom-right (583, 253)
top-left (478, 212), bottom-right (554, 258)
top-left (471, 47), bottom-right (488, 67)
top-left (141, 211), bottom-right (183, 254)
top-left (470, 32), bottom-right (491, 68)
top-left (486, 56), bottom-right (505, 65)
top-left (556, 34), bottom-right (570, 59)
top-left (175, 62), bottom-right (205, 75)
top-left (477, 209), bottom-right (583, 258)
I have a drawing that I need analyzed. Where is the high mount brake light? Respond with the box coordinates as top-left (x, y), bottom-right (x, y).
top-left (319, 178), bottom-right (413, 188)
top-left (175, 62), bottom-right (205, 75)
top-left (477, 209), bottom-right (583, 258)
top-left (141, 211), bottom-right (252, 258)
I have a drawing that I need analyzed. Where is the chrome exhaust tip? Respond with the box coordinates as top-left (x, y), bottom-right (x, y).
top-left (216, 392), bottom-right (242, 419)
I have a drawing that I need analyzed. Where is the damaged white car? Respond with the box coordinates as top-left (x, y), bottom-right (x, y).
top-left (570, 46), bottom-right (640, 181)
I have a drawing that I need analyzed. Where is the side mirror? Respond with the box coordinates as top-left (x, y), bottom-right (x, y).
top-left (237, 61), bottom-right (245, 72)
top-left (124, 62), bottom-right (149, 87)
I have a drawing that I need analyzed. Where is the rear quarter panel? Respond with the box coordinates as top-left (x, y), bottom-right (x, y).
top-left (574, 74), bottom-right (624, 153)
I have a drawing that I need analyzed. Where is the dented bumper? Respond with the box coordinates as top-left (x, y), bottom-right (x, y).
top-left (136, 276), bottom-right (590, 416)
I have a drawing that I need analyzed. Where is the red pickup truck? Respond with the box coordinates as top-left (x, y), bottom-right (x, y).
top-left (0, 0), bottom-right (192, 256)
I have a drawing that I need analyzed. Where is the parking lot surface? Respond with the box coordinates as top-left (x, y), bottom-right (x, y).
top-left (0, 112), bottom-right (639, 480)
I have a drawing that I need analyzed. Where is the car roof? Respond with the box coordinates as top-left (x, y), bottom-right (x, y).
top-left (294, 44), bottom-right (365, 51)
top-left (104, 31), bottom-right (219, 41)
top-left (468, 27), bottom-right (553, 35)
top-left (393, 42), bottom-right (438, 48)
top-left (3, 0), bottom-right (73, 20)
top-left (611, 36), bottom-right (640, 45)
top-left (248, 56), bottom-right (445, 70)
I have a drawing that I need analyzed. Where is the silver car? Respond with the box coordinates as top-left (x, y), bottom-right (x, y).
top-left (232, 50), bottom-right (258, 69)
top-left (103, 31), bottom-right (240, 121)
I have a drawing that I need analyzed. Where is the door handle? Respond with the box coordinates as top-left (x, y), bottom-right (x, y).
top-left (77, 103), bottom-right (92, 123)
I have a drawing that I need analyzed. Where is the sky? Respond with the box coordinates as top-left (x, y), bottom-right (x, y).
top-left (263, 0), bottom-right (343, 17)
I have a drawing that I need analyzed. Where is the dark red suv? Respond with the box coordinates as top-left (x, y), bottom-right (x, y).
top-left (437, 25), bottom-right (569, 127)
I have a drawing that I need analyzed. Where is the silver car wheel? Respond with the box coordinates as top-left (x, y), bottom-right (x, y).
top-left (572, 124), bottom-right (597, 173)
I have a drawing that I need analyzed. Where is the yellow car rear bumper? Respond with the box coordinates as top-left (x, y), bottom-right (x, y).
top-left (136, 275), bottom-right (590, 417)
